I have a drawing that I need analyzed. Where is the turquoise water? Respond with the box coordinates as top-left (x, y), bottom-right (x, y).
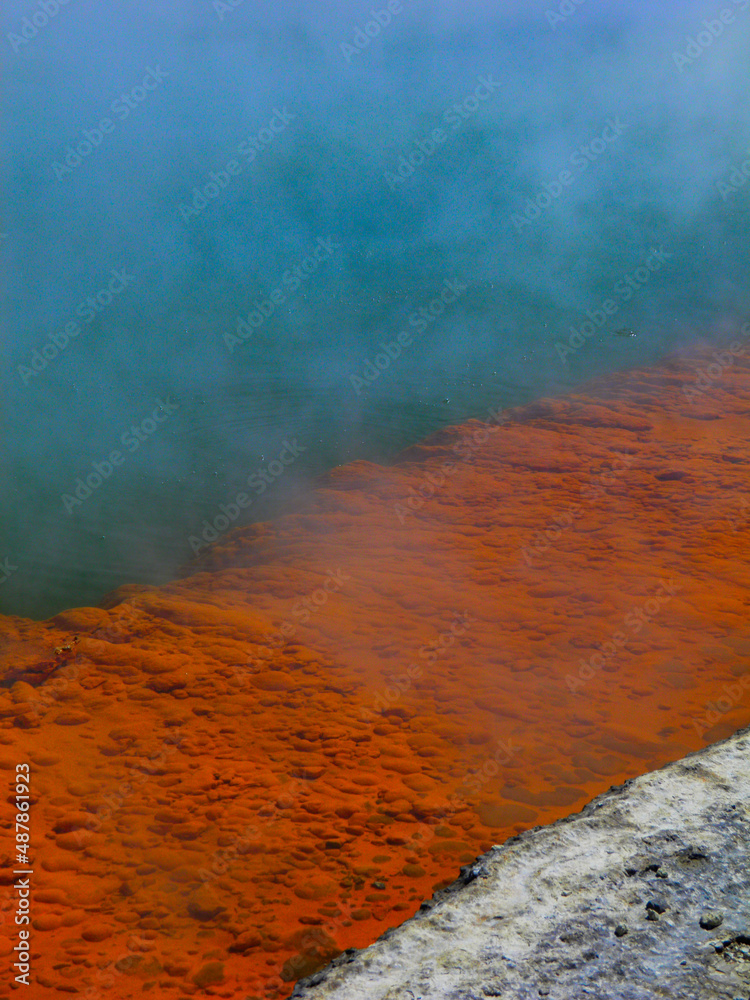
top-left (2, 1), bottom-right (748, 618)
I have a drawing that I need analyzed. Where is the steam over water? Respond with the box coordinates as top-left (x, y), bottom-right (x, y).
top-left (1, 0), bottom-right (748, 618)
top-left (2, 7), bottom-right (750, 997)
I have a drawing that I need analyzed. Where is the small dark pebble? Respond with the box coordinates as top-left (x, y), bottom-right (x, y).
top-left (372, 881), bottom-right (386, 890)
top-left (700, 912), bottom-right (724, 930)
top-left (614, 925), bottom-right (628, 937)
top-left (646, 901), bottom-right (667, 914)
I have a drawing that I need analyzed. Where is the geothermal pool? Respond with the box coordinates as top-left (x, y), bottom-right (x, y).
top-left (2, 344), bottom-right (749, 998)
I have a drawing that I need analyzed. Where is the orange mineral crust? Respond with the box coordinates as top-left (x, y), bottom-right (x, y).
top-left (2, 344), bottom-right (750, 999)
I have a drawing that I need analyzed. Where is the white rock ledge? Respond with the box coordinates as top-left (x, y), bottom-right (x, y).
top-left (289, 726), bottom-right (750, 1000)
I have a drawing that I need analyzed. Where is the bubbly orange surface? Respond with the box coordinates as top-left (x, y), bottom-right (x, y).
top-left (1, 343), bottom-right (750, 998)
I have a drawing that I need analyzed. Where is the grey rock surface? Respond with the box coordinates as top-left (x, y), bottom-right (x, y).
top-left (289, 726), bottom-right (750, 1000)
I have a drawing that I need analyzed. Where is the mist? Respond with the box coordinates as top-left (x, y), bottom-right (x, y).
top-left (1, 0), bottom-right (748, 617)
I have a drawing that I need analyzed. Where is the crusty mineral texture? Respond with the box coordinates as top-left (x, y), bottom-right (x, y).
top-left (2, 343), bottom-right (750, 997)
top-left (291, 724), bottom-right (750, 1000)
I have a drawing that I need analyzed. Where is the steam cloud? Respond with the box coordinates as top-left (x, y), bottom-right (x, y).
top-left (1, 0), bottom-right (747, 616)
